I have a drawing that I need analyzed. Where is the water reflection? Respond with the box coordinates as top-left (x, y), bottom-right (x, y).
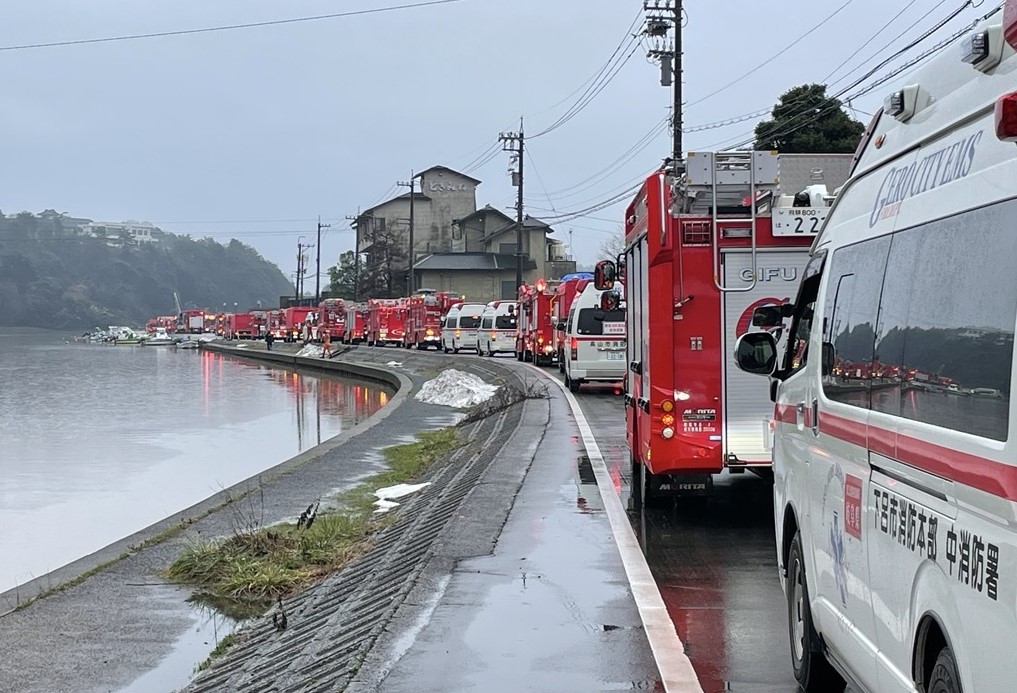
top-left (0, 332), bottom-right (391, 595)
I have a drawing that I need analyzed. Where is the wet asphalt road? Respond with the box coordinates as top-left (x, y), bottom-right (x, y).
top-left (531, 372), bottom-right (804, 693)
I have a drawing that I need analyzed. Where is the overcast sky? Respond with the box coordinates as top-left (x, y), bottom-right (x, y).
top-left (0, 0), bottom-right (992, 286)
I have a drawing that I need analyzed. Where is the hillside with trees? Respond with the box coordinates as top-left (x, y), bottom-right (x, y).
top-left (0, 211), bottom-right (294, 329)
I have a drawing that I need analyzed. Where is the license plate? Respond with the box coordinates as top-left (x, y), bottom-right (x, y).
top-left (606, 352), bottom-right (624, 361)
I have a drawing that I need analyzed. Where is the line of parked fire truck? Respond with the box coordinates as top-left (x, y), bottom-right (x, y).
top-left (143, 272), bottom-right (624, 391)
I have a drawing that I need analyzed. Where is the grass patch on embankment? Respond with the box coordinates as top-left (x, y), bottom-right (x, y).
top-left (166, 427), bottom-right (462, 620)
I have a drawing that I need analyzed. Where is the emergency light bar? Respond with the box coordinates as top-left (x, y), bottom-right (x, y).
top-left (885, 85), bottom-right (921, 122)
top-left (962, 24), bottom-right (1003, 72)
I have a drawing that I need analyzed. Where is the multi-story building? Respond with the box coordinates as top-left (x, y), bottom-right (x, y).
top-left (353, 164), bottom-right (575, 301)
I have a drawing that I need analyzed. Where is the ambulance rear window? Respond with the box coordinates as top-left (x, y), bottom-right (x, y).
top-left (577, 308), bottom-right (626, 335)
top-left (495, 315), bottom-right (517, 329)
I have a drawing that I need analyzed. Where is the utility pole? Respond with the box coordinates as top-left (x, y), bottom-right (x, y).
top-left (645, 0), bottom-right (683, 173)
top-left (499, 118), bottom-right (525, 292)
top-left (315, 216), bottom-right (330, 304)
top-left (346, 211), bottom-right (361, 301)
top-left (396, 172), bottom-right (418, 294)
top-left (296, 236), bottom-right (313, 302)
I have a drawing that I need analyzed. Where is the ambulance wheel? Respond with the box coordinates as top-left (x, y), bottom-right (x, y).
top-left (557, 354), bottom-right (565, 373)
top-left (516, 349), bottom-right (524, 362)
top-left (927, 646), bottom-right (961, 693)
top-left (788, 531), bottom-right (842, 691)
top-left (567, 374), bottom-right (581, 393)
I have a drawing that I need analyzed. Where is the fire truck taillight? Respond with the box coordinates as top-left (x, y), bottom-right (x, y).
top-left (661, 427), bottom-right (675, 440)
top-left (661, 400), bottom-right (674, 412)
top-left (661, 413), bottom-right (675, 427)
top-left (426, 329), bottom-right (434, 336)
top-left (995, 91), bottom-right (1017, 141)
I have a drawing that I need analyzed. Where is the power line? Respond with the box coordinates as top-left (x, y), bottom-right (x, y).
top-left (525, 149), bottom-right (560, 218)
top-left (0, 0), bottom-right (468, 52)
top-left (685, 0), bottom-right (856, 110)
top-left (704, 0), bottom-right (985, 151)
top-left (719, 3), bottom-right (989, 151)
top-left (530, 9), bottom-right (644, 139)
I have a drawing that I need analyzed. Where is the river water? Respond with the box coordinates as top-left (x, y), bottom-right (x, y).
top-left (0, 330), bottom-right (390, 594)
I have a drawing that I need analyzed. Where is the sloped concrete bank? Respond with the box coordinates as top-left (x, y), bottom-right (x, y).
top-left (0, 344), bottom-right (522, 693)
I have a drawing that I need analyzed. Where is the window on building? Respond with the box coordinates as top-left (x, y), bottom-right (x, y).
top-left (499, 243), bottom-right (518, 255)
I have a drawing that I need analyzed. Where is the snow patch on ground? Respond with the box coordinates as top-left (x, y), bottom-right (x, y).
top-left (414, 370), bottom-right (499, 409)
top-left (295, 344), bottom-right (321, 357)
top-left (385, 361), bottom-right (403, 367)
top-left (373, 482), bottom-right (431, 513)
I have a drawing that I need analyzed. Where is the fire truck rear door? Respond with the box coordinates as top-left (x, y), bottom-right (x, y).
top-left (721, 249), bottom-right (811, 463)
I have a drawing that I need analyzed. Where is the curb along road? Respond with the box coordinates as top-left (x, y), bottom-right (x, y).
top-left (526, 362), bottom-right (705, 693)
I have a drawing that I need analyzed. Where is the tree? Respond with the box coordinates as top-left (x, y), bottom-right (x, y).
top-left (598, 234), bottom-right (624, 261)
top-left (754, 84), bottom-right (865, 154)
top-left (327, 250), bottom-right (358, 300)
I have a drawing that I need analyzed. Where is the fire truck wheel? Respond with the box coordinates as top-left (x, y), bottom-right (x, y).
top-left (453, 347), bottom-right (460, 354)
top-left (927, 646), bottom-right (961, 693)
top-left (416, 343), bottom-right (427, 350)
top-left (516, 350), bottom-right (524, 362)
top-left (787, 531), bottom-right (841, 691)
top-left (630, 456), bottom-right (644, 513)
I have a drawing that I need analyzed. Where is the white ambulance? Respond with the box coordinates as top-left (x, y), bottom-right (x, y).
top-left (477, 301), bottom-right (518, 357)
top-left (735, 7), bottom-right (1017, 692)
top-left (441, 302), bottom-right (485, 354)
top-left (563, 283), bottom-right (625, 392)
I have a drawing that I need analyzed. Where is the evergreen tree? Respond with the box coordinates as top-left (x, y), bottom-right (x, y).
top-left (754, 84), bottom-right (865, 153)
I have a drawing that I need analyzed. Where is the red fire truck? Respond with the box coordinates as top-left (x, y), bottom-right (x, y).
top-left (344, 304), bottom-right (368, 344)
top-left (181, 309), bottom-right (205, 334)
top-left (224, 312), bottom-right (261, 340)
top-left (516, 279), bottom-right (557, 366)
top-left (318, 298), bottom-right (347, 343)
top-left (366, 298), bottom-right (403, 347)
top-left (404, 289), bottom-right (457, 350)
top-left (550, 273), bottom-right (594, 372)
top-left (281, 306), bottom-right (314, 342)
top-left (594, 151), bottom-right (846, 505)
top-left (267, 309), bottom-right (285, 340)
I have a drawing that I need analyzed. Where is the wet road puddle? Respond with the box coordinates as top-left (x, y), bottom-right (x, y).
top-left (117, 598), bottom-right (240, 692)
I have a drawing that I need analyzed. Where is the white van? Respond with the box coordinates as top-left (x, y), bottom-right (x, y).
top-left (735, 11), bottom-right (1017, 693)
top-left (477, 301), bottom-right (517, 357)
top-left (441, 302), bottom-right (485, 354)
top-left (440, 304), bottom-right (461, 354)
top-left (563, 284), bottom-right (625, 392)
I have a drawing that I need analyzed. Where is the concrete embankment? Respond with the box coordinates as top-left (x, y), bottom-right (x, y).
top-left (0, 343), bottom-right (516, 693)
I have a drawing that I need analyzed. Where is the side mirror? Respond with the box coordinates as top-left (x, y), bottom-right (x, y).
top-left (752, 303), bottom-right (794, 328)
top-left (594, 259), bottom-right (616, 290)
top-left (555, 321), bottom-right (566, 331)
top-left (735, 332), bottom-right (778, 376)
top-left (600, 291), bottom-right (621, 312)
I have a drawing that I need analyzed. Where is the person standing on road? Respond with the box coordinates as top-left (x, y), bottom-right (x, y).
top-left (266, 332), bottom-right (275, 351)
top-left (322, 332), bottom-right (331, 359)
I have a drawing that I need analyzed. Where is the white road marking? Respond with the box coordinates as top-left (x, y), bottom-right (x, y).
top-left (527, 365), bottom-right (705, 693)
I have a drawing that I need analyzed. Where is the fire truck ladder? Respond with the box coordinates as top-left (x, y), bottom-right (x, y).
top-left (689, 151), bottom-right (779, 293)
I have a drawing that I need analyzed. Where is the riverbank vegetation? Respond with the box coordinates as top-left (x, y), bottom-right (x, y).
top-left (167, 427), bottom-right (462, 619)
